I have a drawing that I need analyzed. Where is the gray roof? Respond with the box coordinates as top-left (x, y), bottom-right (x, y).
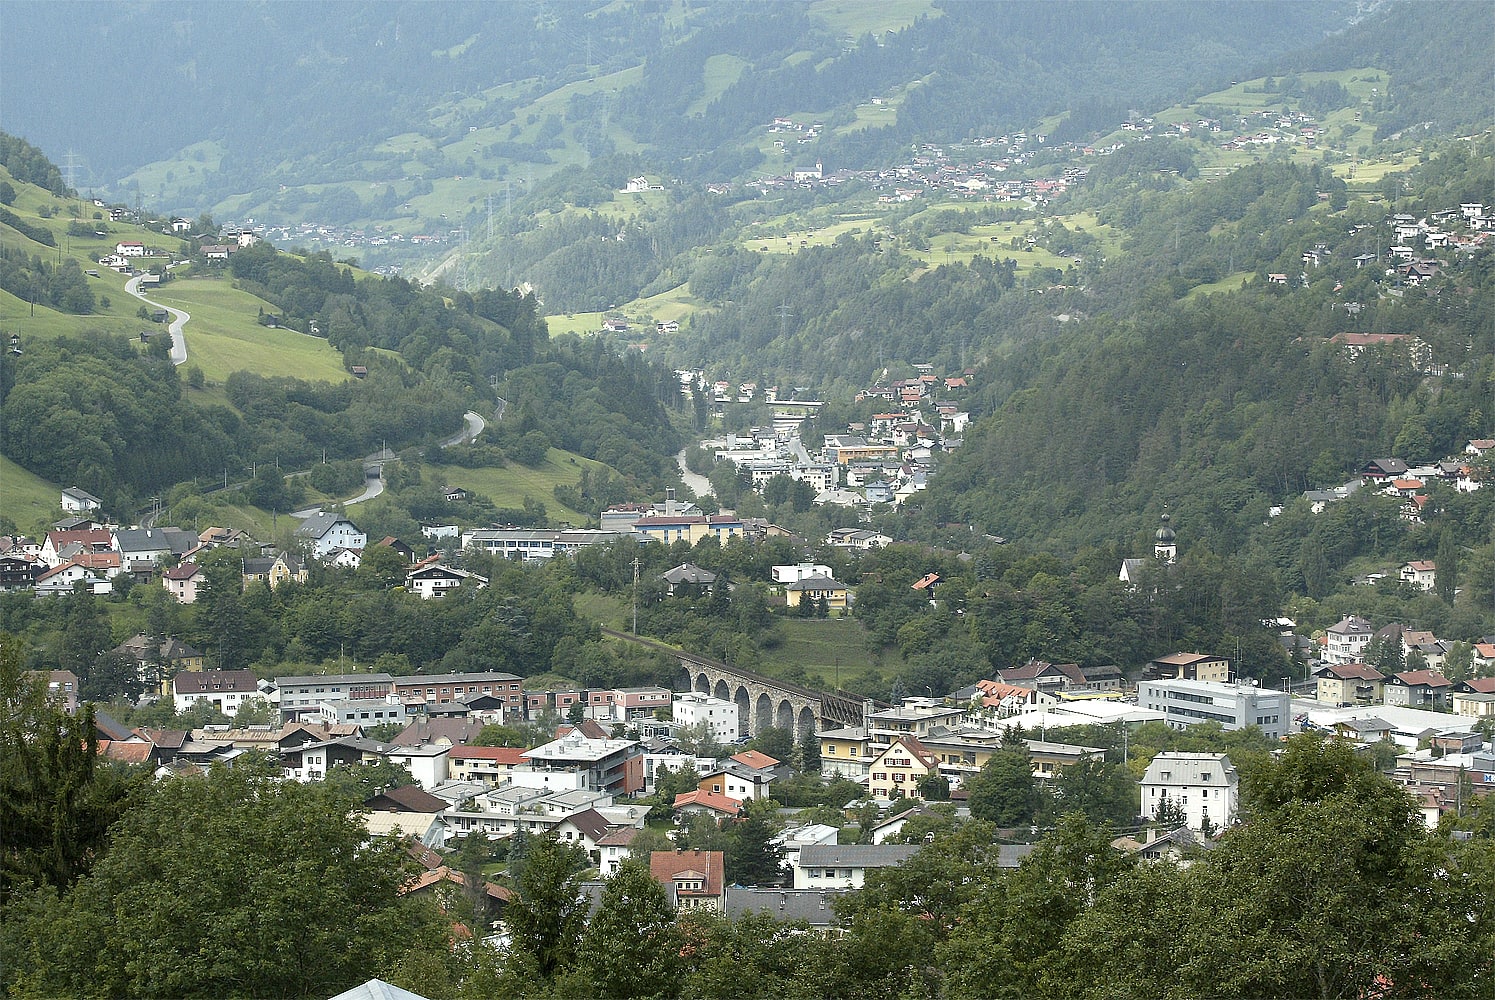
top-left (725, 887), bottom-right (848, 925)
top-left (294, 511), bottom-right (356, 539)
top-left (661, 563), bottom-right (718, 585)
top-left (798, 844), bottom-right (921, 869)
top-left (112, 527), bottom-right (175, 554)
top-left (328, 980), bottom-right (435, 1000)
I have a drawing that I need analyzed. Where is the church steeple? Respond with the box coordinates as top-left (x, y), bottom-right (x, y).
top-left (1154, 513), bottom-right (1177, 563)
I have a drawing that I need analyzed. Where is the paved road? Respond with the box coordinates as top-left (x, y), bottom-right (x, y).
top-left (439, 410), bottom-right (487, 448)
top-left (125, 276), bottom-right (189, 365)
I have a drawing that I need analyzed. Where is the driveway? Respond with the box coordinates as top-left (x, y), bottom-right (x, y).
top-left (125, 276), bottom-right (189, 366)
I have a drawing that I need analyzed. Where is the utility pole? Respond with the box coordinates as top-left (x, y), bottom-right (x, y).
top-left (631, 556), bottom-right (640, 635)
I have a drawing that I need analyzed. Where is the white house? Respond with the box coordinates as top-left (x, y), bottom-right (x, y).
top-left (672, 692), bottom-right (740, 743)
top-left (406, 564), bottom-right (487, 599)
top-left (115, 240), bottom-right (147, 257)
top-left (771, 563), bottom-right (832, 585)
top-left (1399, 561), bottom-right (1436, 592)
top-left (295, 512), bottom-right (366, 560)
top-left (1140, 751), bottom-right (1239, 833)
top-left (381, 743), bottom-right (452, 791)
top-left (172, 669), bottom-right (260, 715)
top-left (793, 844), bottom-right (920, 890)
top-left (1323, 615), bottom-right (1375, 665)
top-left (162, 562), bottom-right (205, 603)
top-left (60, 487), bottom-right (102, 514)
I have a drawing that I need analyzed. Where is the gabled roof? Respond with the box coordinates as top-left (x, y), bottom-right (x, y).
top-left (391, 718), bottom-right (482, 747)
top-left (729, 749), bottom-right (780, 771)
top-left (294, 511), bottom-right (358, 539)
top-left (596, 827), bottom-right (640, 848)
top-left (661, 562), bottom-right (718, 585)
top-left (365, 784), bottom-right (449, 813)
top-left (97, 740), bottom-right (154, 764)
top-left (673, 789), bottom-right (741, 816)
top-left (650, 850), bottom-right (724, 897)
top-left (1315, 662), bottom-right (1385, 681)
top-left (555, 719), bottom-right (611, 741)
top-left (1390, 670), bottom-right (1452, 689)
top-left (784, 574), bottom-right (846, 591)
top-left (561, 808), bottom-right (611, 842)
top-left (173, 669), bottom-right (258, 694)
top-left (798, 844), bottom-right (921, 868)
top-left (871, 736), bottom-right (939, 770)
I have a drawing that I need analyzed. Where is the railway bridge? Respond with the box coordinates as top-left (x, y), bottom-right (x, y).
top-left (600, 628), bottom-right (871, 740)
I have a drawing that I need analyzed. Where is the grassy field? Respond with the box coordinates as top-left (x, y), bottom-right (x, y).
top-left (809, 0), bottom-right (937, 39)
top-left (0, 455), bottom-right (61, 534)
top-left (423, 447), bottom-right (610, 523)
top-left (758, 616), bottom-right (884, 686)
top-left (146, 279), bottom-right (349, 383)
top-left (574, 591), bottom-right (631, 630)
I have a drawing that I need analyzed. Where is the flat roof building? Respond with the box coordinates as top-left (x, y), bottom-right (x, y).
top-left (1137, 678), bottom-right (1290, 739)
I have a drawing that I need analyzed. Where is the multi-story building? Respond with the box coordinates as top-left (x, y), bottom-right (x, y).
top-left (389, 672), bottom-right (523, 717)
top-left (1323, 615), bottom-right (1375, 665)
top-left (1313, 663), bottom-right (1385, 706)
top-left (1140, 751), bottom-right (1239, 833)
top-left (275, 672), bottom-right (393, 720)
top-left (172, 669), bottom-right (260, 715)
top-left (1136, 678), bottom-right (1290, 739)
top-left (817, 725), bottom-right (873, 781)
top-left (587, 686), bottom-right (673, 724)
top-left (518, 731), bottom-right (644, 795)
top-left (673, 692), bottom-right (740, 743)
top-left (1145, 652), bottom-right (1231, 683)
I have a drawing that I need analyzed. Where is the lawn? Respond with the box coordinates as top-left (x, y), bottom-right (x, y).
top-left (758, 616), bottom-right (884, 687)
top-left (573, 592), bottom-right (631, 631)
top-left (809, 0), bottom-right (937, 39)
top-left (422, 447), bottom-right (611, 523)
top-left (146, 278), bottom-right (350, 383)
top-left (0, 455), bottom-right (61, 535)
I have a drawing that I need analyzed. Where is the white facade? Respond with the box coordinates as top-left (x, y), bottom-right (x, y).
top-left (673, 692), bottom-right (740, 742)
top-left (1136, 679), bottom-right (1290, 739)
top-left (1323, 615), bottom-right (1375, 665)
top-left (382, 744), bottom-right (452, 790)
top-left (772, 563), bottom-right (833, 584)
top-left (1140, 751), bottom-right (1239, 833)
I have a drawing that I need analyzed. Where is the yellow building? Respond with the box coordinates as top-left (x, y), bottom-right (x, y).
top-left (631, 514), bottom-right (745, 546)
top-left (1313, 662), bottom-right (1385, 705)
top-left (818, 725), bottom-right (873, 781)
top-left (866, 737), bottom-right (940, 800)
top-left (784, 574), bottom-right (851, 610)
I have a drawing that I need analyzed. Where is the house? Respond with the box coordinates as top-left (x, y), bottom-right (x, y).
top-left (448, 745), bottom-right (527, 785)
top-left (825, 527), bottom-right (892, 550)
top-left (406, 564), bottom-right (488, 599)
top-left (365, 783), bottom-right (450, 815)
top-left (631, 514), bottom-right (745, 546)
top-left (162, 562), bottom-right (205, 603)
top-left (1399, 561), bottom-right (1437, 592)
top-left (31, 669), bottom-right (80, 714)
top-left (274, 672), bottom-right (394, 719)
top-left (1323, 615), bottom-right (1376, 665)
top-left (817, 725), bottom-right (873, 780)
top-left (113, 527), bottom-right (196, 568)
top-left (725, 887), bottom-right (850, 929)
top-left (793, 844), bottom-right (920, 890)
top-left (1313, 662), bottom-right (1385, 706)
top-left (772, 563), bottom-right (833, 585)
top-left (866, 737), bottom-right (940, 801)
top-left (381, 743), bottom-right (452, 790)
top-left (585, 686), bottom-right (672, 724)
top-left (783, 575), bottom-right (851, 611)
top-left (60, 486), bottom-right (102, 514)
top-left (1145, 652), bottom-right (1231, 683)
top-left (115, 240), bottom-right (147, 257)
top-left (114, 635), bottom-right (205, 690)
top-left (1361, 458), bottom-right (1410, 482)
top-left (0, 554), bottom-right (39, 591)
top-left (1140, 752), bottom-right (1238, 833)
top-left (660, 563), bottom-right (720, 597)
top-left (696, 760), bottom-right (776, 802)
top-left (596, 827), bottom-right (640, 876)
top-left (672, 789), bottom-right (741, 820)
top-left (650, 850), bottom-right (726, 910)
top-left (294, 512), bottom-right (366, 560)
top-left (391, 717), bottom-right (483, 748)
top-left (172, 669), bottom-right (259, 714)
top-left (40, 528), bottom-right (115, 568)
top-left (1384, 670), bottom-right (1453, 708)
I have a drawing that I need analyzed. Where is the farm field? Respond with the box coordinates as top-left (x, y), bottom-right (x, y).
top-left (146, 279), bottom-right (350, 383)
top-left (0, 455), bottom-right (61, 535)
top-left (421, 447), bottom-right (611, 524)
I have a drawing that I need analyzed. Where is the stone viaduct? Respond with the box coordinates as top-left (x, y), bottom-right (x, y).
top-left (599, 628), bottom-right (869, 740)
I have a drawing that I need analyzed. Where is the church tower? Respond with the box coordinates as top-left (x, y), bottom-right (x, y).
top-left (1154, 513), bottom-right (1177, 563)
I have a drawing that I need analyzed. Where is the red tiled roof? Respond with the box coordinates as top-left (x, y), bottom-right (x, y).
top-left (449, 745), bottom-right (526, 764)
top-left (97, 740), bottom-right (153, 764)
top-left (672, 790), bottom-right (741, 816)
top-left (1393, 670), bottom-right (1451, 689)
top-left (650, 850), bottom-right (724, 898)
top-left (729, 750), bottom-right (780, 771)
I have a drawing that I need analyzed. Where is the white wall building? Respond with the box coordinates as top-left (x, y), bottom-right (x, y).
top-left (1137, 678), bottom-right (1290, 739)
top-left (1323, 615), bottom-right (1375, 666)
top-left (673, 692), bottom-right (740, 743)
top-left (1140, 751), bottom-right (1239, 833)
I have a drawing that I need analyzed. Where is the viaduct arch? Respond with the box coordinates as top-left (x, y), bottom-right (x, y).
top-left (600, 628), bottom-right (870, 740)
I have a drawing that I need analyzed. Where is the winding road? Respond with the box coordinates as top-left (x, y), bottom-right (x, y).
top-left (124, 275), bottom-right (189, 366)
